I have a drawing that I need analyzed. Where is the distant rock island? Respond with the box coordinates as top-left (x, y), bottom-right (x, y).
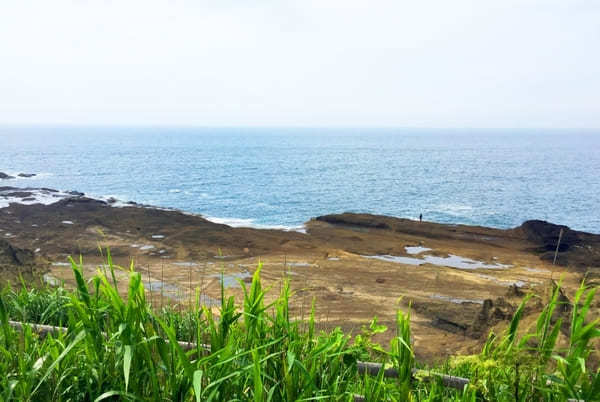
top-left (0, 172), bottom-right (37, 179)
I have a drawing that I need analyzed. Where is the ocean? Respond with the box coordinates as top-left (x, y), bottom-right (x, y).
top-left (1, 126), bottom-right (599, 233)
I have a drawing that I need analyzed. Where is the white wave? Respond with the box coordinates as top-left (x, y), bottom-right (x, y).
top-left (205, 216), bottom-right (306, 233)
top-left (0, 188), bottom-right (307, 234)
top-left (0, 188), bottom-right (77, 209)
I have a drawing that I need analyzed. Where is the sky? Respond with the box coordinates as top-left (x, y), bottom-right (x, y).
top-left (1, 0), bottom-right (599, 128)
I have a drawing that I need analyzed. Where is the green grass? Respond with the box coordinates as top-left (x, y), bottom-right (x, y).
top-left (0, 254), bottom-right (598, 401)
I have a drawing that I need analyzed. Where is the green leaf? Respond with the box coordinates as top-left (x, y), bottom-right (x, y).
top-left (124, 345), bottom-right (132, 392)
top-left (30, 330), bottom-right (86, 399)
top-left (193, 370), bottom-right (203, 402)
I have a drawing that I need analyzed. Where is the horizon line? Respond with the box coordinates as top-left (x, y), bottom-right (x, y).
top-left (1, 123), bottom-right (600, 132)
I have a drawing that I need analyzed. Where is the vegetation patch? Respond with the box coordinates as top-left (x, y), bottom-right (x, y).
top-left (0, 251), bottom-right (598, 401)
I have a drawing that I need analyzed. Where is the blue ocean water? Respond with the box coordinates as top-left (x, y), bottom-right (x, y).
top-left (1, 127), bottom-right (599, 233)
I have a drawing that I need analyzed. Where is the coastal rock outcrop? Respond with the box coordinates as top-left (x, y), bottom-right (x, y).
top-left (17, 173), bottom-right (36, 178)
top-left (518, 220), bottom-right (600, 269)
top-left (316, 214), bottom-right (392, 230)
top-left (0, 172), bottom-right (15, 180)
top-left (315, 213), bottom-right (600, 270)
top-left (519, 220), bottom-right (575, 252)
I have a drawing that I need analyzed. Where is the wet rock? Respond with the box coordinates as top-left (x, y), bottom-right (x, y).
top-left (0, 172), bottom-right (15, 180)
top-left (6, 191), bottom-right (34, 198)
top-left (17, 173), bottom-right (36, 178)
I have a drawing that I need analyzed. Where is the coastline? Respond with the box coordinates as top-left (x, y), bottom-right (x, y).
top-left (1, 186), bottom-right (599, 361)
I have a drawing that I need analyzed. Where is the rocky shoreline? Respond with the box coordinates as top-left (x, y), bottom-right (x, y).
top-left (1, 186), bottom-right (598, 361)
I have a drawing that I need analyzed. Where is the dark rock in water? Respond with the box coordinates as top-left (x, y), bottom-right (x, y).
top-left (57, 197), bottom-right (107, 207)
top-left (0, 172), bottom-right (15, 180)
top-left (17, 173), bottom-right (36, 178)
top-left (107, 197), bottom-right (117, 204)
top-left (6, 191), bottom-right (34, 198)
top-left (41, 188), bottom-right (59, 193)
top-left (67, 191), bottom-right (85, 196)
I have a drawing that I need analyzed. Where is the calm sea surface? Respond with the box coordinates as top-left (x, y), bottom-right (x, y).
top-left (1, 127), bottom-right (599, 233)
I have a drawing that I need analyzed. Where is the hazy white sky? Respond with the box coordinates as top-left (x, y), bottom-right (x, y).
top-left (1, 0), bottom-right (599, 128)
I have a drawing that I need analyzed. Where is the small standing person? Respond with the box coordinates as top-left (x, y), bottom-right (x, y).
top-left (419, 213), bottom-right (422, 222)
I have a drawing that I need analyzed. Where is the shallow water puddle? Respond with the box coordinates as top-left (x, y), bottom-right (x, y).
top-left (477, 274), bottom-right (527, 287)
top-left (144, 279), bottom-right (180, 293)
top-left (197, 294), bottom-right (221, 307)
top-left (286, 262), bottom-right (315, 267)
top-left (143, 279), bottom-right (220, 306)
top-left (43, 274), bottom-right (61, 286)
top-left (429, 294), bottom-right (484, 305)
top-left (212, 271), bottom-right (252, 288)
top-left (364, 253), bottom-right (510, 270)
top-left (51, 262), bottom-right (71, 266)
top-left (173, 261), bottom-right (199, 267)
top-left (523, 267), bottom-right (550, 273)
top-left (405, 246), bottom-right (432, 255)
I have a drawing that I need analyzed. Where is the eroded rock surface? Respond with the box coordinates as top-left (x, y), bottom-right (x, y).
top-left (1, 189), bottom-right (597, 362)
